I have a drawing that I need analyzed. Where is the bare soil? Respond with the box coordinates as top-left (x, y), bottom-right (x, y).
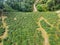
top-left (37, 17), bottom-right (52, 45)
top-left (0, 16), bottom-right (8, 45)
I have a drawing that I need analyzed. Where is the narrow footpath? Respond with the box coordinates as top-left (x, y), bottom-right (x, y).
top-left (37, 17), bottom-right (53, 45)
top-left (33, 0), bottom-right (39, 12)
top-left (0, 15), bottom-right (8, 45)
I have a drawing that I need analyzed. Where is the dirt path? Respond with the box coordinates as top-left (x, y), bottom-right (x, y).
top-left (55, 10), bottom-right (60, 34)
top-left (33, 0), bottom-right (39, 12)
top-left (1, 16), bottom-right (8, 39)
top-left (56, 10), bottom-right (60, 18)
top-left (0, 15), bottom-right (8, 45)
top-left (0, 42), bottom-right (3, 45)
top-left (37, 17), bottom-right (52, 45)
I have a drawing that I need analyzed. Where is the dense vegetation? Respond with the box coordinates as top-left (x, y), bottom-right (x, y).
top-left (0, 0), bottom-right (60, 12)
top-left (0, 18), bottom-right (5, 36)
top-left (0, 0), bottom-right (60, 45)
top-left (0, 12), bottom-right (59, 45)
top-left (0, 0), bottom-right (35, 12)
top-left (36, 0), bottom-right (60, 11)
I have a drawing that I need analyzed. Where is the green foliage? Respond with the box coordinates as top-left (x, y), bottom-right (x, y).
top-left (2, 12), bottom-right (60, 45)
top-left (3, 4), bottom-right (17, 12)
top-left (36, 0), bottom-right (60, 11)
top-left (0, 0), bottom-right (60, 12)
top-left (47, 0), bottom-right (56, 11)
top-left (39, 0), bottom-right (48, 4)
top-left (6, 0), bottom-right (34, 12)
top-left (0, 18), bottom-right (2, 26)
top-left (0, 0), bottom-right (4, 9)
top-left (0, 0), bottom-right (35, 12)
top-left (0, 27), bottom-right (5, 36)
top-left (36, 4), bottom-right (48, 11)
top-left (0, 38), bottom-right (2, 43)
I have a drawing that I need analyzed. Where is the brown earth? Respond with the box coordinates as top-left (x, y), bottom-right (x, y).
top-left (0, 15), bottom-right (8, 45)
top-left (36, 17), bottom-right (53, 45)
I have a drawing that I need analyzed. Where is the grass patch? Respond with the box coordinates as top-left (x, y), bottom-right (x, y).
top-left (2, 12), bottom-right (60, 45)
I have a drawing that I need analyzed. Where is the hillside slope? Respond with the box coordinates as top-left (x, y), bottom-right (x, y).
top-left (0, 12), bottom-right (60, 45)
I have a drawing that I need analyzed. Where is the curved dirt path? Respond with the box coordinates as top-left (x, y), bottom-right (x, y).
top-left (1, 16), bottom-right (8, 39)
top-left (56, 10), bottom-right (60, 18)
top-left (33, 0), bottom-right (39, 12)
top-left (37, 17), bottom-right (53, 45)
top-left (55, 10), bottom-right (60, 36)
top-left (0, 42), bottom-right (3, 45)
top-left (0, 15), bottom-right (8, 45)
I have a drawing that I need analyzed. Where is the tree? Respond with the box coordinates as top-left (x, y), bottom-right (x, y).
top-left (6, 0), bottom-right (35, 12)
top-left (0, 0), bottom-right (4, 9)
top-left (36, 0), bottom-right (60, 11)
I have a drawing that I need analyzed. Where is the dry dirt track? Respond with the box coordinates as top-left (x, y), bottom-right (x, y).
top-left (33, 0), bottom-right (39, 12)
top-left (0, 42), bottom-right (3, 45)
top-left (56, 10), bottom-right (60, 18)
top-left (56, 11), bottom-right (60, 34)
top-left (37, 17), bottom-right (54, 45)
top-left (0, 15), bottom-right (8, 45)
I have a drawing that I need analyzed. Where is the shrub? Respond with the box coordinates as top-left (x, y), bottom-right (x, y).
top-left (36, 4), bottom-right (48, 11)
top-left (0, 27), bottom-right (5, 36)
